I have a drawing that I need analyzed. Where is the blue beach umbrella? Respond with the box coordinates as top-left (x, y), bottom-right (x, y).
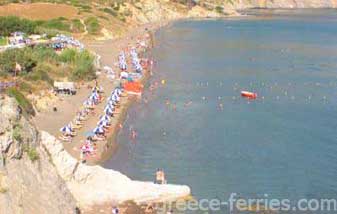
top-left (93, 126), bottom-right (104, 134)
top-left (60, 125), bottom-right (72, 133)
top-left (100, 114), bottom-right (111, 122)
top-left (104, 107), bottom-right (114, 115)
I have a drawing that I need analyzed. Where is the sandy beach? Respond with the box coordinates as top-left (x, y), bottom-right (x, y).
top-left (34, 22), bottom-right (164, 165)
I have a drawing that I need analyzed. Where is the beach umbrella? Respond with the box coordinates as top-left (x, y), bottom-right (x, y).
top-left (108, 99), bottom-right (117, 107)
top-left (104, 105), bottom-right (114, 112)
top-left (83, 99), bottom-right (92, 106)
top-left (105, 103), bottom-right (115, 110)
top-left (60, 125), bottom-right (72, 133)
top-left (100, 114), bottom-right (111, 122)
top-left (93, 126), bottom-right (104, 134)
top-left (89, 93), bottom-right (99, 101)
top-left (104, 107), bottom-right (114, 115)
top-left (97, 119), bottom-right (109, 127)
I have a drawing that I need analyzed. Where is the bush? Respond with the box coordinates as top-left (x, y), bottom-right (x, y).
top-left (40, 18), bottom-right (71, 32)
top-left (12, 124), bottom-right (22, 142)
top-left (84, 17), bottom-right (100, 35)
top-left (6, 87), bottom-right (35, 116)
top-left (32, 45), bottom-right (58, 62)
top-left (27, 147), bottom-right (39, 162)
top-left (0, 48), bottom-right (37, 75)
top-left (72, 50), bottom-right (96, 80)
top-left (0, 16), bottom-right (37, 36)
top-left (71, 19), bottom-right (85, 33)
top-left (59, 48), bottom-right (77, 63)
top-left (28, 64), bottom-right (54, 86)
top-left (215, 6), bottom-right (224, 14)
top-left (101, 8), bottom-right (118, 16)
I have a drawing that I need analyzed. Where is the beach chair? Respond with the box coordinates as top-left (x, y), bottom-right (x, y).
top-left (59, 135), bottom-right (72, 142)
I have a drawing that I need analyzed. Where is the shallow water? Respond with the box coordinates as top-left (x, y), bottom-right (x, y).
top-left (104, 10), bottom-right (337, 213)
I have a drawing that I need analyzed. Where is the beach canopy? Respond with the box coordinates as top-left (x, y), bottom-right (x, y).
top-left (100, 114), bottom-right (111, 122)
top-left (104, 107), bottom-right (114, 115)
top-left (124, 82), bottom-right (143, 94)
top-left (93, 126), bottom-right (104, 134)
top-left (60, 125), bottom-right (72, 133)
top-left (83, 99), bottom-right (93, 106)
top-left (105, 104), bottom-right (115, 111)
top-left (97, 119), bottom-right (109, 127)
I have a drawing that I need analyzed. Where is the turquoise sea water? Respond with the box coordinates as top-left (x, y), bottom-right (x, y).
top-left (105, 10), bottom-right (337, 213)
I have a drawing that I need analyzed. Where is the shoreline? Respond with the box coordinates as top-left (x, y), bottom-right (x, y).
top-left (83, 21), bottom-right (163, 165)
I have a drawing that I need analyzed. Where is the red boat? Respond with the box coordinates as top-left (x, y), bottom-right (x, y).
top-left (241, 91), bottom-right (257, 99)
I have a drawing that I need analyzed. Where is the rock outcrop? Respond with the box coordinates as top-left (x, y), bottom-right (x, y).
top-left (0, 96), bottom-right (77, 214)
top-left (0, 96), bottom-right (190, 213)
top-left (41, 131), bottom-right (191, 209)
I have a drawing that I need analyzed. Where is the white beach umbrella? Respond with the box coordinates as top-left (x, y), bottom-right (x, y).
top-left (93, 126), bottom-right (104, 134)
top-left (60, 125), bottom-right (72, 133)
top-left (100, 114), bottom-right (111, 122)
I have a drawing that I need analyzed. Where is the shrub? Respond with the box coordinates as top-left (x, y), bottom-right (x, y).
top-left (59, 48), bottom-right (77, 63)
top-left (72, 50), bottom-right (96, 80)
top-left (27, 147), bottom-right (39, 162)
top-left (0, 16), bottom-right (37, 36)
top-left (12, 124), bottom-right (22, 142)
top-left (71, 19), bottom-right (85, 33)
top-left (6, 87), bottom-right (35, 116)
top-left (0, 48), bottom-right (38, 75)
top-left (28, 64), bottom-right (54, 86)
top-left (32, 45), bottom-right (58, 62)
top-left (84, 17), bottom-right (100, 35)
top-left (40, 18), bottom-right (71, 32)
top-left (215, 6), bottom-right (224, 14)
top-left (18, 80), bottom-right (33, 93)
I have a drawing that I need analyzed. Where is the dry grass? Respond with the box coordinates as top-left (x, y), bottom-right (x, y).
top-left (0, 3), bottom-right (78, 20)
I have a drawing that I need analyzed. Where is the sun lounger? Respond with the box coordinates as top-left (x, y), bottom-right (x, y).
top-left (59, 135), bottom-right (72, 142)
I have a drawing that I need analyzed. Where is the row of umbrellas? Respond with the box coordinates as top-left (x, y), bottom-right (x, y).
top-left (92, 87), bottom-right (123, 135)
top-left (130, 48), bottom-right (142, 73)
top-left (119, 51), bottom-right (127, 70)
top-left (60, 87), bottom-right (103, 135)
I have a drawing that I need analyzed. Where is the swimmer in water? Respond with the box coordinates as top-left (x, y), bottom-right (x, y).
top-left (184, 100), bottom-right (193, 107)
top-left (172, 103), bottom-right (177, 111)
top-left (131, 130), bottom-right (137, 140)
top-left (219, 103), bottom-right (224, 111)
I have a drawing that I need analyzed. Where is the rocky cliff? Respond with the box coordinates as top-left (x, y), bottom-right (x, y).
top-left (202, 0), bottom-right (337, 9)
top-left (0, 96), bottom-right (77, 214)
top-left (0, 95), bottom-right (190, 213)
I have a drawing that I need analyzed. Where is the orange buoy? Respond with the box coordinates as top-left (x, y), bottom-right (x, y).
top-left (241, 91), bottom-right (257, 99)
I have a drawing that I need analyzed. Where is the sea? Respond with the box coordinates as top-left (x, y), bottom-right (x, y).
top-left (104, 9), bottom-right (337, 213)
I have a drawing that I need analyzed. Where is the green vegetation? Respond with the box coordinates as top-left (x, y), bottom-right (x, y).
top-left (6, 87), bottom-right (35, 116)
top-left (27, 147), bottom-right (40, 162)
top-left (71, 19), bottom-right (85, 33)
top-left (0, 16), bottom-right (38, 36)
top-left (0, 187), bottom-right (7, 194)
top-left (12, 123), bottom-right (22, 142)
top-left (215, 5), bottom-right (224, 14)
top-left (84, 17), bottom-right (100, 34)
top-left (0, 37), bottom-right (7, 46)
top-left (0, 16), bottom-right (87, 36)
top-left (23, 144), bottom-right (40, 162)
top-left (60, 48), bottom-right (96, 80)
top-left (0, 48), bottom-right (37, 75)
top-left (0, 45), bottom-right (96, 83)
